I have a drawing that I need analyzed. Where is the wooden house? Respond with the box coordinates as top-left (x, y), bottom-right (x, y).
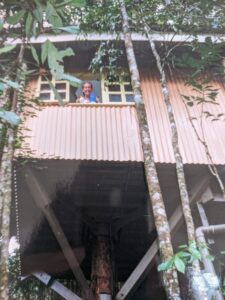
top-left (12, 33), bottom-right (225, 300)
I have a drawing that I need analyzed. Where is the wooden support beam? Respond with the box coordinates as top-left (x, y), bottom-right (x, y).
top-left (24, 166), bottom-right (94, 300)
top-left (197, 201), bottom-right (214, 244)
top-left (115, 176), bottom-right (210, 300)
top-left (32, 272), bottom-right (82, 300)
top-left (91, 234), bottom-right (112, 298)
top-left (213, 193), bottom-right (225, 202)
top-left (198, 187), bottom-right (213, 204)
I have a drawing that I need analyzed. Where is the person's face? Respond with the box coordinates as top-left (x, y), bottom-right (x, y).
top-left (82, 83), bottom-right (93, 98)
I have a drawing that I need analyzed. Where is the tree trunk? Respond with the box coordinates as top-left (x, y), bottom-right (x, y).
top-left (0, 44), bottom-right (25, 300)
top-left (146, 30), bottom-right (208, 299)
top-left (0, 128), bottom-right (14, 300)
top-left (118, 1), bottom-right (181, 299)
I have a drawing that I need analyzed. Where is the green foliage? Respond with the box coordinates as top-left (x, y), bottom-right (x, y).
top-left (126, 0), bottom-right (225, 34)
top-left (177, 38), bottom-right (225, 123)
top-left (1, 79), bottom-right (21, 90)
top-left (47, 78), bottom-right (64, 105)
top-left (25, 12), bottom-right (33, 37)
top-left (58, 25), bottom-right (80, 33)
top-left (176, 38), bottom-right (224, 77)
top-left (0, 110), bottom-right (20, 126)
top-left (40, 39), bottom-right (75, 77)
top-left (80, 0), bottom-right (121, 32)
top-left (46, 2), bottom-right (63, 28)
top-left (0, 45), bottom-right (17, 55)
top-left (31, 46), bottom-right (40, 65)
top-left (90, 41), bottom-right (123, 80)
top-left (34, 39), bottom-right (82, 97)
top-left (157, 242), bottom-right (206, 274)
top-left (7, 10), bottom-right (26, 25)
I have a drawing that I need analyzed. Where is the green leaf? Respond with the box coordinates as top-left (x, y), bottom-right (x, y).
top-left (25, 13), bottom-right (33, 37)
top-left (2, 79), bottom-right (20, 89)
top-left (55, 0), bottom-right (85, 8)
top-left (31, 46), bottom-right (39, 65)
top-left (0, 109), bottom-right (20, 126)
top-left (70, 0), bottom-right (86, 7)
top-left (60, 73), bottom-right (81, 87)
top-left (188, 246), bottom-right (201, 261)
top-left (0, 82), bottom-right (6, 91)
top-left (0, 20), bottom-right (3, 32)
top-left (33, 3), bottom-right (43, 23)
top-left (46, 2), bottom-right (55, 19)
top-left (178, 244), bottom-right (188, 249)
top-left (32, 19), bottom-right (38, 37)
top-left (174, 256), bottom-right (185, 273)
top-left (206, 255), bottom-right (215, 262)
top-left (177, 251), bottom-right (190, 258)
top-left (47, 45), bottom-right (59, 69)
top-left (7, 10), bottom-right (26, 25)
top-left (46, 2), bottom-right (62, 28)
top-left (58, 26), bottom-right (79, 34)
top-left (57, 48), bottom-right (74, 62)
top-left (0, 44), bottom-right (17, 55)
top-left (46, 79), bottom-right (64, 106)
top-left (41, 40), bottom-right (50, 64)
top-left (34, 0), bottom-right (43, 9)
top-left (157, 259), bottom-right (173, 272)
top-left (49, 14), bottom-right (63, 28)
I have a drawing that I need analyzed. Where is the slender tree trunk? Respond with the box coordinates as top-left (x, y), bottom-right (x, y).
top-left (0, 128), bottom-right (14, 300)
top-left (0, 44), bottom-right (25, 300)
top-left (145, 29), bottom-right (208, 299)
top-left (118, 1), bottom-right (181, 299)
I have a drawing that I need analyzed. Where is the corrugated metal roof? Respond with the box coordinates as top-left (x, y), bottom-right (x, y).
top-left (17, 73), bottom-right (225, 164)
top-left (141, 71), bottom-right (225, 164)
top-left (17, 104), bottom-right (143, 162)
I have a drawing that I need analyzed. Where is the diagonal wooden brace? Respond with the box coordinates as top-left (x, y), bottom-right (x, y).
top-left (32, 272), bottom-right (82, 300)
top-left (24, 166), bottom-right (94, 300)
top-left (115, 176), bottom-right (210, 300)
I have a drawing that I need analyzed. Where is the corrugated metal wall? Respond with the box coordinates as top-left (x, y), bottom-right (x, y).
top-left (18, 72), bottom-right (225, 164)
top-left (141, 71), bottom-right (225, 164)
top-left (18, 104), bottom-right (143, 162)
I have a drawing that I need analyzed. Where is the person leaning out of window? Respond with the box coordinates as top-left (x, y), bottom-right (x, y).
top-left (76, 81), bottom-right (99, 103)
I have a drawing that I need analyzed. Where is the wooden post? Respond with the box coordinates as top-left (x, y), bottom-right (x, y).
top-left (91, 224), bottom-right (112, 300)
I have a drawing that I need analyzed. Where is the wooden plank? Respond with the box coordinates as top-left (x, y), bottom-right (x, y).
top-left (7, 33), bottom-right (225, 45)
top-left (198, 187), bottom-right (213, 204)
top-left (115, 176), bottom-right (210, 300)
top-left (32, 272), bottom-right (82, 300)
top-left (197, 202), bottom-right (214, 244)
top-left (24, 166), bottom-right (94, 300)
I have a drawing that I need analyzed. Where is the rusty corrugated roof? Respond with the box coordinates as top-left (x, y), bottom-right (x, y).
top-left (17, 73), bottom-right (225, 164)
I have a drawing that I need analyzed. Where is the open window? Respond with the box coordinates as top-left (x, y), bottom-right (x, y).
top-left (38, 76), bottom-right (70, 102)
top-left (101, 75), bottom-right (134, 103)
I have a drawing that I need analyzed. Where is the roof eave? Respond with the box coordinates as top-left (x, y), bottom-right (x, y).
top-left (7, 32), bottom-right (225, 45)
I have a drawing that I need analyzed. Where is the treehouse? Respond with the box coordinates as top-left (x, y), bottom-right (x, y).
top-left (12, 34), bottom-right (225, 299)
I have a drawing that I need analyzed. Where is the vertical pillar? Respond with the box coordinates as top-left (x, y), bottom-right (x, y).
top-left (91, 224), bottom-right (112, 300)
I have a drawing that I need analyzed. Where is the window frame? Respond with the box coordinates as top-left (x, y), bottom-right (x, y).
top-left (37, 76), bottom-right (70, 102)
top-left (101, 75), bottom-right (134, 104)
